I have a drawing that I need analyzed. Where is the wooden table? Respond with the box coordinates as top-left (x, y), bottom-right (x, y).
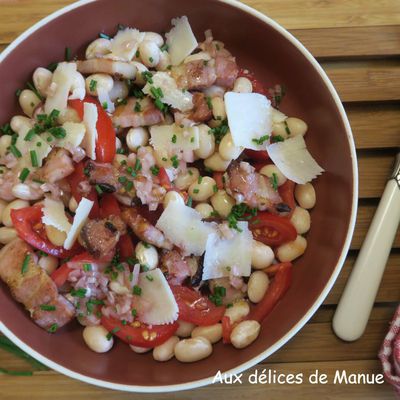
top-left (0, 1), bottom-right (399, 399)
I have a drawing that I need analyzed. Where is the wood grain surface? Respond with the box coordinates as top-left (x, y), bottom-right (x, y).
top-left (0, 1), bottom-right (399, 399)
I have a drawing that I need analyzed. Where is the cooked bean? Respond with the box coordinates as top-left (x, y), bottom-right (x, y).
top-left (153, 335), bottom-right (179, 362)
top-left (130, 345), bottom-right (151, 354)
top-left (2, 200), bottom-right (30, 227)
top-left (57, 107), bottom-right (80, 124)
top-left (163, 190), bottom-right (184, 209)
top-left (126, 127), bottom-right (149, 152)
top-left (276, 235), bottom-right (307, 262)
top-left (210, 190), bottom-right (235, 217)
top-left (211, 97), bottom-right (226, 120)
top-left (11, 183), bottom-right (43, 201)
top-left (38, 254), bottom-right (58, 275)
top-left (85, 73), bottom-right (113, 96)
top-left (139, 40), bottom-right (160, 68)
top-left (233, 77), bottom-right (253, 93)
top-left (219, 132), bottom-right (242, 161)
top-left (109, 80), bottom-right (129, 102)
top-left (0, 227), bottom-right (18, 244)
top-left (0, 135), bottom-right (12, 158)
top-left (33, 67), bottom-right (52, 97)
top-left (174, 167), bottom-right (199, 191)
top-left (135, 241), bottom-right (159, 270)
top-left (156, 50), bottom-right (171, 71)
top-left (131, 61), bottom-right (149, 86)
top-left (176, 320), bottom-right (195, 337)
top-left (45, 225), bottom-right (67, 247)
top-left (294, 183), bottom-right (316, 209)
top-left (191, 323), bottom-right (222, 344)
top-left (10, 115), bottom-right (32, 134)
top-left (188, 176), bottom-right (216, 202)
top-left (247, 271), bottom-right (270, 303)
top-left (224, 300), bottom-right (250, 324)
top-left (85, 38), bottom-right (111, 59)
top-left (174, 337), bottom-right (212, 362)
top-left (286, 117), bottom-right (308, 137)
top-left (143, 32), bottom-right (164, 47)
top-left (230, 320), bottom-right (260, 349)
top-left (194, 203), bottom-right (214, 219)
top-left (19, 89), bottom-right (41, 118)
top-left (259, 164), bottom-right (287, 186)
top-left (251, 240), bottom-right (274, 269)
top-left (83, 325), bottom-right (113, 353)
top-left (290, 206), bottom-right (311, 234)
top-left (204, 152), bottom-right (231, 172)
top-left (194, 124), bottom-right (215, 159)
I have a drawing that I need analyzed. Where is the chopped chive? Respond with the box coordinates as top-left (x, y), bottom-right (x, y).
top-left (193, 188), bottom-right (199, 194)
top-left (24, 128), bottom-right (37, 141)
top-left (134, 158), bottom-right (142, 172)
top-left (145, 275), bottom-right (154, 282)
top-left (15, 89), bottom-right (22, 97)
top-left (135, 50), bottom-right (140, 58)
top-left (48, 126), bottom-right (66, 139)
top-left (206, 96), bottom-right (213, 110)
top-left (26, 82), bottom-right (44, 101)
top-left (118, 176), bottom-right (127, 183)
top-left (131, 308), bottom-right (137, 317)
top-left (186, 196), bottom-right (193, 207)
top-left (188, 169), bottom-right (193, 176)
top-left (270, 173), bottom-right (279, 191)
top-left (30, 150), bottom-right (38, 167)
top-left (149, 57), bottom-right (154, 63)
top-left (197, 176), bottom-right (203, 184)
top-left (141, 71), bottom-right (153, 84)
top-left (40, 304), bottom-right (56, 311)
top-left (142, 242), bottom-right (150, 249)
top-left (171, 134), bottom-right (177, 144)
top-left (65, 47), bottom-right (72, 62)
top-left (106, 327), bottom-right (120, 340)
top-left (83, 263), bottom-right (92, 272)
top-left (190, 136), bottom-right (195, 143)
top-left (10, 144), bottom-right (22, 158)
top-left (284, 120), bottom-right (291, 135)
top-left (0, 368), bottom-right (33, 376)
top-left (132, 285), bottom-right (142, 296)
top-left (99, 32), bottom-right (110, 39)
top-left (150, 165), bottom-right (159, 176)
top-left (134, 102), bottom-right (142, 112)
top-left (19, 168), bottom-right (30, 183)
top-left (70, 288), bottom-right (87, 298)
top-left (48, 323), bottom-right (58, 333)
top-left (121, 319), bottom-right (127, 325)
top-left (102, 101), bottom-right (108, 110)
top-left (89, 79), bottom-right (97, 92)
top-left (95, 184), bottom-right (103, 195)
top-left (271, 135), bottom-right (284, 143)
top-left (125, 180), bottom-right (133, 191)
top-left (47, 62), bottom-right (58, 72)
top-left (160, 43), bottom-right (169, 52)
top-left (21, 254), bottom-right (30, 274)
top-left (213, 184), bottom-right (218, 193)
top-left (170, 155), bottom-right (179, 168)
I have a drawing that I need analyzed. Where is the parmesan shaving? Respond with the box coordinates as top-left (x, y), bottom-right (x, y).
top-left (267, 135), bottom-right (324, 184)
top-left (82, 102), bottom-right (98, 160)
top-left (63, 197), bottom-right (94, 250)
top-left (42, 197), bottom-right (71, 233)
top-left (110, 28), bottom-right (145, 61)
top-left (143, 72), bottom-right (193, 112)
top-left (166, 16), bottom-right (198, 66)
top-left (137, 268), bottom-right (179, 325)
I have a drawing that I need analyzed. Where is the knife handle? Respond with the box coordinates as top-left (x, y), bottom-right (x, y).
top-left (333, 178), bottom-right (400, 341)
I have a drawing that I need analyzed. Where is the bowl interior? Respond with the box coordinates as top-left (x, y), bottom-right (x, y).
top-left (0, 0), bottom-right (355, 390)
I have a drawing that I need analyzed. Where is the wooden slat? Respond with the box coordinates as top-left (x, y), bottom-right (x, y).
top-left (324, 252), bottom-right (400, 304)
top-left (322, 60), bottom-right (400, 102)
top-left (0, 360), bottom-right (394, 399)
top-left (291, 25), bottom-right (400, 58)
top-left (346, 104), bottom-right (400, 149)
top-left (352, 204), bottom-right (400, 250)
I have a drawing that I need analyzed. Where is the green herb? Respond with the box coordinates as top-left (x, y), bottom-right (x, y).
top-left (95, 184), bottom-right (103, 195)
top-left (166, 65), bottom-right (172, 70)
top-left (40, 304), bottom-right (56, 311)
top-left (270, 135), bottom-right (284, 143)
top-left (116, 97), bottom-right (128, 106)
top-left (19, 168), bottom-right (30, 182)
top-left (70, 288), bottom-right (87, 298)
top-left (150, 165), bottom-right (159, 176)
top-left (118, 176), bottom-right (127, 184)
top-left (135, 50), bottom-right (140, 58)
top-left (89, 79), bottom-right (97, 92)
top-left (170, 155), bottom-right (179, 168)
top-left (26, 82), bottom-right (44, 101)
top-left (190, 136), bottom-right (195, 143)
top-left (171, 134), bottom-right (177, 144)
top-left (117, 23), bottom-right (126, 30)
top-left (15, 89), bottom-right (22, 97)
top-left (127, 257), bottom-right (137, 266)
top-left (48, 323), bottom-right (58, 333)
top-left (36, 142), bottom-right (42, 147)
top-left (121, 319), bottom-right (127, 325)
top-left (116, 148), bottom-right (126, 154)
top-left (0, 123), bottom-right (14, 135)
top-left (214, 286), bottom-right (226, 297)
top-left (162, 157), bottom-right (167, 162)
top-left (30, 150), bottom-right (38, 168)
top-left (188, 169), bottom-right (193, 176)
top-left (141, 71), bottom-right (153, 84)
top-left (99, 32), bottom-right (110, 39)
top-left (146, 275), bottom-right (154, 282)
top-left (102, 101), bottom-right (108, 110)
top-left (83, 263), bottom-right (92, 272)
top-left (106, 327), bottom-right (120, 340)
top-left (65, 47), bottom-right (72, 61)
top-left (226, 303), bottom-right (233, 308)
top-left (193, 188), bottom-right (199, 194)
top-left (209, 119), bottom-right (229, 144)
top-left (150, 86), bottom-right (164, 99)
top-left (284, 120), bottom-right (291, 135)
top-left (115, 263), bottom-right (125, 272)
top-left (149, 57), bottom-right (154, 63)
top-left (37, 250), bottom-right (47, 257)
top-left (227, 203), bottom-right (258, 232)
top-left (154, 98), bottom-right (167, 112)
top-left (160, 43), bottom-right (169, 52)
top-left (125, 180), bottom-right (133, 191)
top-left (131, 308), bottom-right (137, 317)
top-left (48, 126), bottom-right (66, 139)
top-left (197, 176), bottom-right (203, 184)
top-left (132, 285), bottom-right (142, 296)
top-left (47, 62), bottom-right (58, 72)
top-left (134, 158), bottom-right (142, 172)
top-left (132, 87), bottom-right (145, 99)
top-left (213, 184), bottom-right (218, 193)
top-left (270, 172), bottom-right (279, 191)
top-left (252, 135), bottom-right (270, 146)
top-left (206, 96), bottom-right (213, 110)
top-left (10, 144), bottom-right (22, 158)
top-left (134, 102), bottom-right (142, 112)
top-left (186, 196), bottom-right (193, 207)
top-left (141, 264), bottom-right (149, 272)
top-left (21, 254), bottom-right (30, 274)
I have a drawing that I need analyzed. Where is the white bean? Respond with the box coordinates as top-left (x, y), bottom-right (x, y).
top-left (219, 132), bottom-right (242, 161)
top-left (191, 323), bottom-right (222, 344)
top-left (211, 97), bottom-right (226, 120)
top-left (153, 336), bottom-right (179, 362)
top-left (0, 227), bottom-right (18, 244)
top-left (174, 337), bottom-right (212, 362)
top-left (272, 122), bottom-right (290, 139)
top-left (174, 167), bottom-right (199, 191)
top-left (233, 77), bottom-right (253, 93)
top-left (259, 164), bottom-right (287, 186)
top-left (156, 50), bottom-right (171, 71)
top-left (131, 62), bottom-right (148, 86)
top-left (194, 203), bottom-right (214, 218)
top-left (176, 320), bottom-right (195, 337)
top-left (11, 184), bottom-right (43, 201)
top-left (188, 176), bottom-right (216, 202)
top-left (290, 206), bottom-right (311, 234)
top-left (68, 196), bottom-right (78, 213)
top-left (126, 127), bottom-right (149, 152)
top-left (33, 67), bottom-right (52, 97)
top-left (115, 137), bottom-right (122, 150)
top-left (251, 240), bottom-right (274, 270)
top-left (10, 115), bottom-right (32, 134)
top-left (139, 40), bottom-right (160, 68)
top-left (85, 38), bottom-right (111, 59)
top-left (135, 242), bottom-right (158, 270)
top-left (45, 225), bottom-right (67, 247)
top-left (286, 117), bottom-right (308, 137)
top-left (276, 235), bottom-right (307, 262)
top-left (163, 191), bottom-right (184, 209)
top-left (204, 152), bottom-right (231, 172)
top-left (109, 80), bottom-right (129, 102)
top-left (247, 271), bottom-right (270, 303)
top-left (295, 183), bottom-right (316, 209)
top-left (0, 135), bottom-right (12, 158)
top-left (210, 190), bottom-right (235, 217)
top-left (38, 255), bottom-right (58, 275)
top-left (143, 32), bottom-right (164, 47)
top-left (83, 325), bottom-right (113, 353)
top-left (19, 89), bottom-right (41, 118)
top-left (230, 320), bottom-right (260, 349)
top-left (2, 200), bottom-right (29, 227)
top-left (130, 345), bottom-right (151, 354)
top-left (194, 124), bottom-right (215, 159)
top-left (224, 300), bottom-right (250, 324)
top-left (85, 73), bottom-right (113, 96)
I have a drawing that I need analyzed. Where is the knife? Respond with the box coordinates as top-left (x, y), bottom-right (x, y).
top-left (333, 152), bottom-right (400, 341)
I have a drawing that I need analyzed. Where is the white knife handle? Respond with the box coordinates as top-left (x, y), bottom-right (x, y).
top-left (333, 178), bottom-right (400, 341)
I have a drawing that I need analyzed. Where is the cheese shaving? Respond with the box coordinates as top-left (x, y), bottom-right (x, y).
top-left (110, 28), bottom-right (145, 61)
top-left (42, 197), bottom-right (71, 233)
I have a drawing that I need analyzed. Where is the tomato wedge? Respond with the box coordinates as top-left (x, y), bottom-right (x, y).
top-left (10, 205), bottom-right (80, 258)
top-left (51, 252), bottom-right (97, 287)
top-left (69, 96), bottom-right (116, 163)
top-left (244, 149), bottom-right (270, 162)
top-left (249, 212), bottom-right (297, 247)
top-left (171, 286), bottom-right (225, 326)
top-left (101, 316), bottom-right (178, 348)
top-left (118, 234), bottom-right (136, 260)
top-left (67, 161), bottom-right (99, 218)
top-left (99, 194), bottom-right (121, 218)
top-left (262, 262), bottom-right (293, 276)
top-left (248, 262), bottom-right (292, 322)
top-left (278, 180), bottom-right (296, 216)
